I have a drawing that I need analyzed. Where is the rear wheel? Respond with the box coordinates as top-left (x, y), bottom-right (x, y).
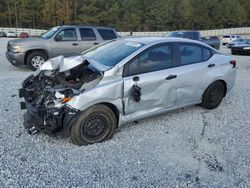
top-left (71, 105), bottom-right (117, 146)
top-left (26, 51), bottom-right (47, 71)
top-left (201, 81), bottom-right (225, 109)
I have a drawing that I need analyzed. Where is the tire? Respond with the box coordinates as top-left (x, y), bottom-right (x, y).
top-left (26, 51), bottom-right (47, 71)
top-left (71, 104), bottom-right (117, 146)
top-left (201, 81), bottom-right (225, 109)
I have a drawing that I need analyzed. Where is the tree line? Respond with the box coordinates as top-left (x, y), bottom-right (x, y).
top-left (0, 0), bottom-right (249, 31)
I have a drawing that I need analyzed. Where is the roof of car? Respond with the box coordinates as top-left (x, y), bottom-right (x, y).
top-left (121, 36), bottom-right (204, 45)
top-left (168, 30), bottom-right (199, 33)
top-left (60, 25), bottom-right (115, 29)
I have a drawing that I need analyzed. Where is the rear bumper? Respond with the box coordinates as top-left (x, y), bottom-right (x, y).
top-left (5, 51), bottom-right (25, 66)
top-left (228, 68), bottom-right (237, 92)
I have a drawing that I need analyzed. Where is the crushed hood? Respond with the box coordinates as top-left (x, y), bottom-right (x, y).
top-left (38, 55), bottom-right (111, 73)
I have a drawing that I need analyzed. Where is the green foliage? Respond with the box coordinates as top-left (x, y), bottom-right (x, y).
top-left (0, 0), bottom-right (249, 30)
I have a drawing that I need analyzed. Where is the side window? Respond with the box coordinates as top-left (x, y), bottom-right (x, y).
top-left (124, 44), bottom-right (173, 76)
top-left (79, 28), bottom-right (96, 41)
top-left (180, 44), bottom-right (203, 65)
top-left (202, 48), bottom-right (212, 61)
top-left (56, 28), bottom-right (77, 41)
top-left (124, 59), bottom-right (139, 77)
top-left (97, 29), bottom-right (117, 40)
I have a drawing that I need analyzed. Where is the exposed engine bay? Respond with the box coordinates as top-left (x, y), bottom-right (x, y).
top-left (19, 57), bottom-right (103, 135)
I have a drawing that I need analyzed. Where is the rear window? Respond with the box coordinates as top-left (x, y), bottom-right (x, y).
top-left (97, 29), bottom-right (117, 40)
top-left (166, 32), bottom-right (184, 38)
top-left (79, 28), bottom-right (96, 41)
top-left (183, 32), bottom-right (192, 39)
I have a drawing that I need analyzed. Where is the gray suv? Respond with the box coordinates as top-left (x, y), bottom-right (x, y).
top-left (6, 25), bottom-right (119, 70)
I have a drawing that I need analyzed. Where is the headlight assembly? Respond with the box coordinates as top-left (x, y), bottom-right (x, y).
top-left (10, 45), bottom-right (21, 53)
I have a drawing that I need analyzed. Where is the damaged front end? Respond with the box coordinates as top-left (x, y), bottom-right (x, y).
top-left (19, 55), bottom-right (104, 135)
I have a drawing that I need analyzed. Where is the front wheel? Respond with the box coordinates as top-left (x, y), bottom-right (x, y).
top-left (201, 81), bottom-right (225, 109)
top-left (70, 105), bottom-right (117, 146)
top-left (26, 51), bottom-right (48, 71)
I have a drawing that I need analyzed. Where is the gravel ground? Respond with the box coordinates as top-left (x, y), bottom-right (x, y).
top-left (0, 38), bottom-right (250, 187)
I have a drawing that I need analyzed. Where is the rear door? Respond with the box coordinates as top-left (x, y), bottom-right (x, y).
top-left (173, 43), bottom-right (215, 105)
top-left (122, 43), bottom-right (179, 116)
top-left (51, 28), bottom-right (81, 57)
top-left (79, 27), bottom-right (101, 52)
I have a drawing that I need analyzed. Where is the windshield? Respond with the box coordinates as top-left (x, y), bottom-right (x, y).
top-left (165, 32), bottom-right (184, 38)
top-left (81, 40), bottom-right (144, 67)
top-left (41, 27), bottom-right (60, 39)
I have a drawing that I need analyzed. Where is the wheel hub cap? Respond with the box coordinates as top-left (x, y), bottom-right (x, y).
top-left (81, 115), bottom-right (108, 139)
top-left (31, 56), bottom-right (45, 68)
top-left (211, 88), bottom-right (220, 102)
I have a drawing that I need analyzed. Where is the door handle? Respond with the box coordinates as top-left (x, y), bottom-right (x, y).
top-left (166, 75), bottom-right (177, 80)
top-left (72, 43), bottom-right (79, 46)
top-left (208, 64), bottom-right (215, 68)
top-left (93, 42), bottom-right (99, 45)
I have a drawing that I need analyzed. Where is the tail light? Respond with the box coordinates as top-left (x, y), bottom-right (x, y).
top-left (230, 60), bottom-right (236, 68)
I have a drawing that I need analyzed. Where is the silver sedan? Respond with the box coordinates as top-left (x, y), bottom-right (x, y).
top-left (19, 37), bottom-right (236, 145)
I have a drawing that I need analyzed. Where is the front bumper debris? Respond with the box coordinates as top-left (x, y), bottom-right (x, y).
top-left (19, 88), bottom-right (79, 135)
top-left (18, 60), bottom-right (102, 137)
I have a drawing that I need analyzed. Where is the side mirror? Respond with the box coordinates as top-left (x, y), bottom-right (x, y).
top-left (133, 76), bottom-right (140, 82)
top-left (55, 35), bottom-right (62, 41)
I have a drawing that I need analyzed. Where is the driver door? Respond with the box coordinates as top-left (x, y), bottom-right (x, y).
top-left (122, 43), bottom-right (179, 116)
